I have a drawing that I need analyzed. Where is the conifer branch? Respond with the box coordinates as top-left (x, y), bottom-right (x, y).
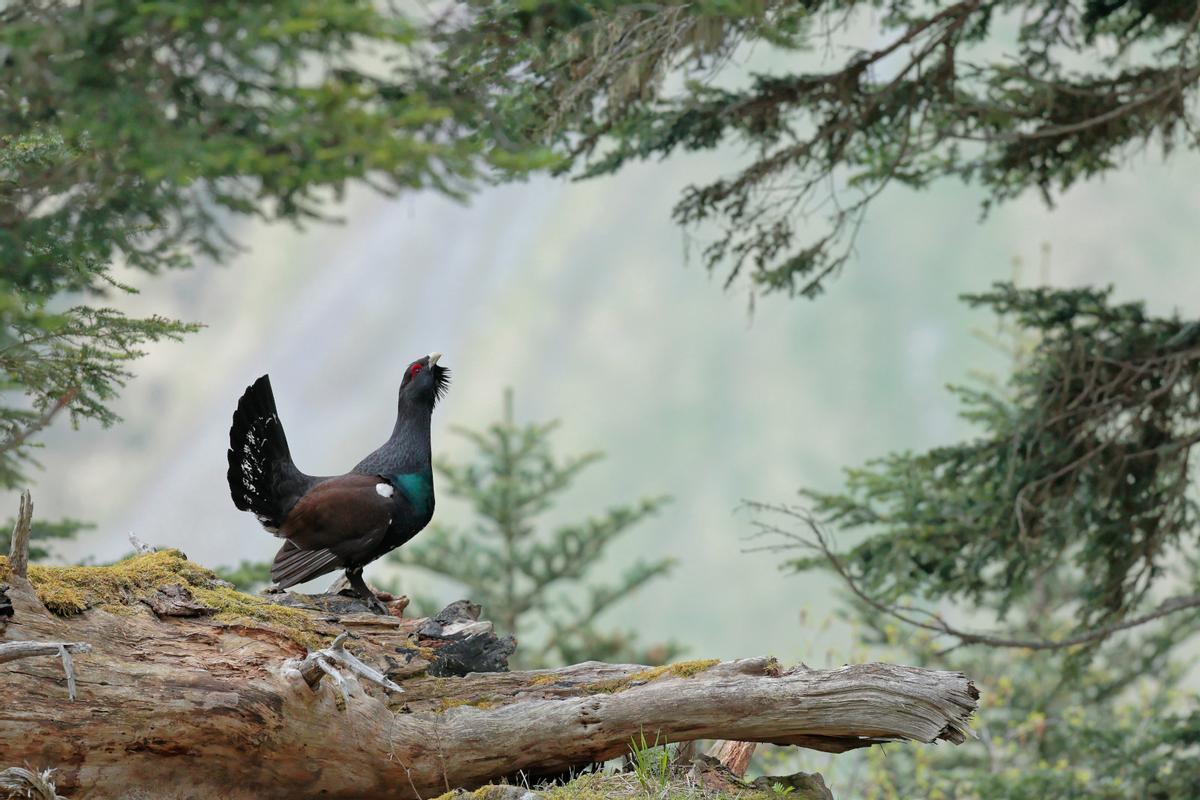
top-left (438, 0), bottom-right (1200, 297)
top-left (751, 503), bottom-right (1200, 653)
top-left (0, 391), bottom-right (75, 458)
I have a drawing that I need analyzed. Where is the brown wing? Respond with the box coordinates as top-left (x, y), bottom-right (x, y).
top-left (270, 542), bottom-right (343, 588)
top-left (270, 474), bottom-right (392, 588)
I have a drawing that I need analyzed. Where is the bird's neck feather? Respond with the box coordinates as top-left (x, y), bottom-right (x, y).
top-left (386, 406), bottom-right (432, 471)
top-left (352, 404), bottom-right (433, 477)
top-left (383, 410), bottom-right (435, 516)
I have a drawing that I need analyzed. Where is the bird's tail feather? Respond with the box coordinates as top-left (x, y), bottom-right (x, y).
top-left (227, 375), bottom-right (306, 530)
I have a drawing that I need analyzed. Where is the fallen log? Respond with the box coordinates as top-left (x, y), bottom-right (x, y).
top-left (1, 549), bottom-right (978, 799)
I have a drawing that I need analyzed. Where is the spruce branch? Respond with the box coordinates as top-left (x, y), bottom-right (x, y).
top-left (751, 502), bottom-right (1200, 653)
top-left (435, 0), bottom-right (1200, 297)
top-left (0, 390), bottom-right (74, 456)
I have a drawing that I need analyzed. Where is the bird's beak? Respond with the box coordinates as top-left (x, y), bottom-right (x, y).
top-left (427, 352), bottom-right (442, 368)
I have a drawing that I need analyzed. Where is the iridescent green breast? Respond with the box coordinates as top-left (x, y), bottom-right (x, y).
top-left (391, 471), bottom-right (434, 516)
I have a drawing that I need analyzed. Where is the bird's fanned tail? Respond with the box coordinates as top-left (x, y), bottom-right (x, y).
top-left (226, 375), bottom-right (315, 531)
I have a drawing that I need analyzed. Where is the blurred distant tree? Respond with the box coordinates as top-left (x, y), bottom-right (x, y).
top-left (758, 283), bottom-right (1200, 797)
top-left (0, 2), bottom-right (550, 555)
top-left (437, 0), bottom-right (1200, 299)
top-left (0, 516), bottom-right (90, 562)
top-left (390, 390), bottom-right (678, 667)
top-left (214, 560), bottom-right (273, 593)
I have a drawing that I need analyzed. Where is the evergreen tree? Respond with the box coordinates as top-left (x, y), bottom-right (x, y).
top-left (0, 517), bottom-right (89, 563)
top-left (437, 0), bottom-right (1200, 298)
top-left (757, 283), bottom-right (1200, 797)
top-left (213, 560), bottom-right (273, 593)
top-left (390, 390), bottom-right (677, 667)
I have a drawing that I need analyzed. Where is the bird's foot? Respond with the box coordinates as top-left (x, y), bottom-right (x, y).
top-left (362, 592), bottom-right (389, 615)
top-left (344, 569), bottom-right (391, 616)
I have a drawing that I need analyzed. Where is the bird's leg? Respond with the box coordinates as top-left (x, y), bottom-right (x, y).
top-left (345, 568), bottom-right (388, 615)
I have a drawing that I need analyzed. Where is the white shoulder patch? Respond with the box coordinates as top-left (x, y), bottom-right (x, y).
top-left (375, 483), bottom-right (395, 498)
top-left (255, 514), bottom-right (280, 535)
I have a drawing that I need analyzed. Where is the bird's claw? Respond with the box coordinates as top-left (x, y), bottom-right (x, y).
top-left (343, 569), bottom-right (391, 615)
top-left (364, 594), bottom-right (390, 615)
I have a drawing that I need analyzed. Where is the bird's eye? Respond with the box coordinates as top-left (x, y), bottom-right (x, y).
top-left (410, 363), bottom-right (422, 377)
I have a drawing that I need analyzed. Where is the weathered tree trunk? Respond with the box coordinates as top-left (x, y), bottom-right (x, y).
top-left (1, 550), bottom-right (979, 800)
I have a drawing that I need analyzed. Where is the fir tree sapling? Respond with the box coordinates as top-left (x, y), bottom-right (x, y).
top-left (390, 390), bottom-right (678, 667)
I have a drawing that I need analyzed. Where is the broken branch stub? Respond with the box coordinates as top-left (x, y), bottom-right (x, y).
top-left (0, 641), bottom-right (91, 702)
top-left (7, 491), bottom-right (32, 579)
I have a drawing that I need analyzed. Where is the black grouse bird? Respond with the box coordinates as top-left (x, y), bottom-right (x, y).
top-left (226, 353), bottom-right (449, 613)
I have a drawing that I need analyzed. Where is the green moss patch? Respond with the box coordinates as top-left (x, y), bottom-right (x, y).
top-left (542, 773), bottom-right (770, 800)
top-left (0, 551), bottom-right (326, 647)
top-left (439, 696), bottom-right (500, 712)
top-left (586, 659), bottom-right (720, 694)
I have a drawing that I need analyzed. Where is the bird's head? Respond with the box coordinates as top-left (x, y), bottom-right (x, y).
top-left (399, 352), bottom-right (450, 409)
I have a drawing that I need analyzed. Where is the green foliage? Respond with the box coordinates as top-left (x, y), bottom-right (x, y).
top-left (214, 559), bottom-right (273, 593)
top-left (521, 770), bottom-right (781, 800)
top-left (837, 587), bottom-right (1200, 799)
top-left (0, 517), bottom-right (90, 562)
top-left (437, 0), bottom-right (1200, 298)
top-left (1, 1), bottom-right (553, 506)
top-left (799, 284), bottom-right (1200, 628)
top-left (0, 299), bottom-right (199, 486)
top-left (391, 390), bottom-right (677, 667)
top-left (629, 731), bottom-right (672, 797)
top-left (773, 283), bottom-right (1200, 798)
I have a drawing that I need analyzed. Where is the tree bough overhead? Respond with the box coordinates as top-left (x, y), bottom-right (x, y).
top-left (437, 0), bottom-right (1200, 297)
top-left (1, 523), bottom-right (978, 799)
top-left (0, 1), bottom-right (547, 515)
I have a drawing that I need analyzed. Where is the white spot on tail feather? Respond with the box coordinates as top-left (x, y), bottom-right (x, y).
top-left (375, 483), bottom-right (394, 498)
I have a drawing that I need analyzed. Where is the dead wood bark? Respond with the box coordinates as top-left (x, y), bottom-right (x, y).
top-left (1, 552), bottom-right (979, 800)
top-left (708, 741), bottom-right (758, 777)
top-left (7, 490), bottom-right (32, 579)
